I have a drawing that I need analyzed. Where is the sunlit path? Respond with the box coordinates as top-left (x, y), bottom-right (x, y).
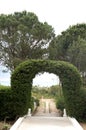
top-left (33, 99), bottom-right (61, 117)
top-left (10, 99), bottom-right (83, 130)
top-left (11, 117), bottom-right (83, 130)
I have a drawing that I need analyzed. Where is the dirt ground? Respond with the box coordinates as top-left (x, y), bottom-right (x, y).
top-left (0, 122), bottom-right (11, 130)
top-left (80, 123), bottom-right (86, 130)
top-left (0, 121), bottom-right (14, 130)
top-left (0, 122), bottom-right (3, 130)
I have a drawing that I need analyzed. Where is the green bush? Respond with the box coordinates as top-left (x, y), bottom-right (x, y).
top-left (31, 97), bottom-right (39, 112)
top-left (34, 98), bottom-right (39, 106)
top-left (74, 88), bottom-right (86, 122)
top-left (0, 86), bottom-right (14, 120)
top-left (56, 96), bottom-right (65, 111)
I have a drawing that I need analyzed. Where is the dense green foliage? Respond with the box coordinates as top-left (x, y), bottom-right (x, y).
top-left (0, 86), bottom-right (14, 120)
top-left (49, 24), bottom-right (86, 61)
top-left (10, 59), bottom-right (85, 121)
top-left (0, 85), bottom-right (38, 119)
top-left (49, 23), bottom-right (86, 85)
top-left (56, 96), bottom-right (65, 112)
top-left (32, 85), bottom-right (62, 99)
top-left (30, 97), bottom-right (39, 112)
top-left (0, 11), bottom-right (55, 71)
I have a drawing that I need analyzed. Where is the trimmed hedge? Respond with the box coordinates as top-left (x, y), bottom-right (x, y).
top-left (0, 86), bottom-right (14, 120)
top-left (0, 60), bottom-right (86, 121)
top-left (56, 96), bottom-right (65, 112)
top-left (11, 60), bottom-right (85, 121)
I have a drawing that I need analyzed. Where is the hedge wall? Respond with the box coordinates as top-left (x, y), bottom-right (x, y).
top-left (0, 60), bottom-right (86, 121)
top-left (0, 87), bottom-right (15, 120)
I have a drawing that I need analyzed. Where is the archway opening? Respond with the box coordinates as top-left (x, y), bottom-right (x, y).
top-left (32, 72), bottom-right (63, 116)
top-left (32, 72), bottom-right (62, 100)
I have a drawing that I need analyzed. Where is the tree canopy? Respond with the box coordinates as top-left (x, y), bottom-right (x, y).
top-left (0, 11), bottom-right (55, 71)
top-left (49, 24), bottom-right (86, 84)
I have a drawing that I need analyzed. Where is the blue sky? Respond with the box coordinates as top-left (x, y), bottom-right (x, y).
top-left (0, 66), bottom-right (11, 86)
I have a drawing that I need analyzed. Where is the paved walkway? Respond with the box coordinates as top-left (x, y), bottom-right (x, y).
top-left (33, 98), bottom-right (61, 117)
top-left (10, 99), bottom-right (83, 130)
top-left (15, 117), bottom-right (83, 130)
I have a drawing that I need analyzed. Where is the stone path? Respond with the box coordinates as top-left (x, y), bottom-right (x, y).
top-left (33, 98), bottom-right (61, 117)
top-left (15, 117), bottom-right (83, 130)
top-left (10, 99), bottom-right (83, 130)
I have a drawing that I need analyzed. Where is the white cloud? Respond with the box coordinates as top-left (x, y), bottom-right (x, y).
top-left (33, 72), bottom-right (59, 87)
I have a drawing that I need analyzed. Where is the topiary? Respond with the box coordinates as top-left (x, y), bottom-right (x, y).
top-left (10, 59), bottom-right (85, 121)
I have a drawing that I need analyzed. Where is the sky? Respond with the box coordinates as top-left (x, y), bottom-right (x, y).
top-left (0, 0), bottom-right (86, 86)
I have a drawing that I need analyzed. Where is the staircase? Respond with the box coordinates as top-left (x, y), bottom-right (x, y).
top-left (10, 99), bottom-right (83, 130)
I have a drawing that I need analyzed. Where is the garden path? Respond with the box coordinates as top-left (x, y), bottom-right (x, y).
top-left (11, 99), bottom-right (83, 130)
top-left (33, 98), bottom-right (61, 117)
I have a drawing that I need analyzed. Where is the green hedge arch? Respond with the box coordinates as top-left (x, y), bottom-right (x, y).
top-left (11, 60), bottom-right (86, 121)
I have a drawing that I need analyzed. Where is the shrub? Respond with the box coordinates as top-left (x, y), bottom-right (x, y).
top-left (31, 97), bottom-right (39, 112)
top-left (56, 96), bottom-right (65, 111)
top-left (0, 87), bottom-right (14, 120)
